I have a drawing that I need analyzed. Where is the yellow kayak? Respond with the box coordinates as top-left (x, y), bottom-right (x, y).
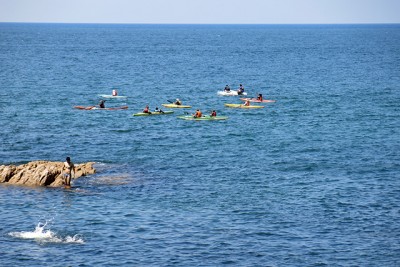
top-left (224, 103), bottom-right (264, 109)
top-left (162, 104), bottom-right (192, 108)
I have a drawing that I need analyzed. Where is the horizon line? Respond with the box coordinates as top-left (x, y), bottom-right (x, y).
top-left (1, 21), bottom-right (399, 26)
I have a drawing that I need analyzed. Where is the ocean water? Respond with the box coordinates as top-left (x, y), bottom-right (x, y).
top-left (0, 23), bottom-right (399, 266)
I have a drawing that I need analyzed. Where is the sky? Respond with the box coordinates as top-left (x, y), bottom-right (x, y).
top-left (0, 0), bottom-right (399, 24)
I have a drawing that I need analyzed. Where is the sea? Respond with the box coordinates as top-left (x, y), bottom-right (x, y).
top-left (0, 23), bottom-right (399, 266)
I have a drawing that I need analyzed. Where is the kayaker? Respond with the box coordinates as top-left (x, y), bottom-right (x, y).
top-left (154, 107), bottom-right (164, 113)
top-left (99, 100), bottom-right (106, 108)
top-left (143, 105), bottom-right (151, 114)
top-left (193, 109), bottom-right (202, 118)
top-left (237, 84), bottom-right (245, 95)
top-left (257, 93), bottom-right (263, 101)
top-left (210, 110), bottom-right (217, 117)
top-left (112, 89), bottom-right (118, 96)
top-left (224, 85), bottom-right (231, 92)
top-left (63, 157), bottom-right (75, 187)
top-left (174, 98), bottom-right (182, 105)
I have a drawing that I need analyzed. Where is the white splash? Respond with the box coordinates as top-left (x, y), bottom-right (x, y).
top-left (8, 221), bottom-right (84, 244)
top-left (64, 234), bottom-right (85, 244)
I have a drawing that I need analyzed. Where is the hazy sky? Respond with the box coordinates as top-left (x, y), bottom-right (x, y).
top-left (0, 0), bottom-right (399, 24)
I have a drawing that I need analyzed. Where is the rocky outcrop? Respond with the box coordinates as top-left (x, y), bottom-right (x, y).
top-left (0, 161), bottom-right (96, 187)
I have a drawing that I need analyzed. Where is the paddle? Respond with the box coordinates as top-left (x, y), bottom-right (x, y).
top-left (167, 99), bottom-right (183, 104)
top-left (184, 111), bottom-right (198, 118)
top-left (167, 99), bottom-right (181, 103)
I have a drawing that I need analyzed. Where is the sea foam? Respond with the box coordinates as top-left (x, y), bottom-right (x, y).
top-left (8, 221), bottom-right (84, 244)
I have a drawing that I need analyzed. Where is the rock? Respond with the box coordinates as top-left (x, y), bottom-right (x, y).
top-left (0, 161), bottom-right (96, 187)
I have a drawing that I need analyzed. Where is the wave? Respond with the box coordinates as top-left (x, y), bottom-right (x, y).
top-left (8, 221), bottom-right (84, 244)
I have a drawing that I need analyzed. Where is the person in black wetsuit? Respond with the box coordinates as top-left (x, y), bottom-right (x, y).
top-left (99, 100), bottom-right (106, 108)
top-left (237, 84), bottom-right (245, 95)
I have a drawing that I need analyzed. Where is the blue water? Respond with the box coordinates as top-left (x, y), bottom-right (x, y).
top-left (1, 23), bottom-right (400, 266)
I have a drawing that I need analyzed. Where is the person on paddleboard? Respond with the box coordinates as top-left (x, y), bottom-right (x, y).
top-left (63, 157), bottom-right (75, 187)
top-left (257, 93), bottom-right (263, 101)
top-left (243, 99), bottom-right (251, 106)
top-left (237, 84), bottom-right (245, 95)
top-left (224, 85), bottom-right (231, 92)
top-left (210, 110), bottom-right (217, 117)
top-left (193, 109), bottom-right (202, 118)
top-left (174, 98), bottom-right (182, 105)
top-left (99, 100), bottom-right (106, 108)
top-left (112, 89), bottom-right (118, 96)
